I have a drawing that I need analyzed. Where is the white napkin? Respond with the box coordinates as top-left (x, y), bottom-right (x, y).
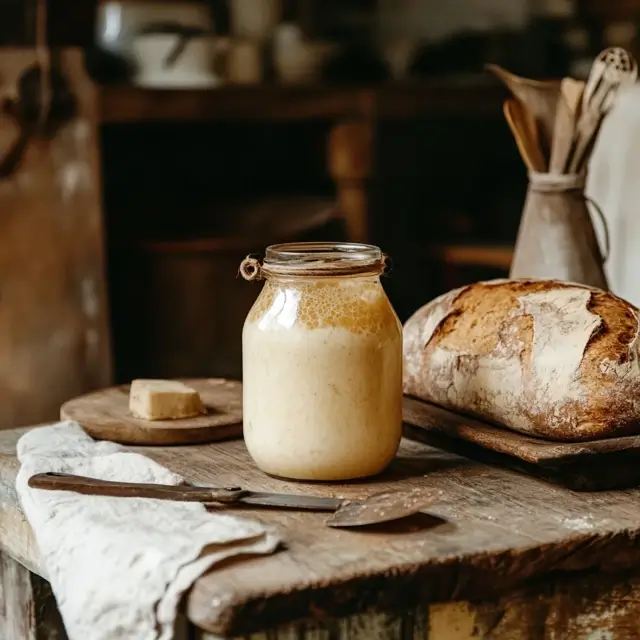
top-left (16, 421), bottom-right (280, 640)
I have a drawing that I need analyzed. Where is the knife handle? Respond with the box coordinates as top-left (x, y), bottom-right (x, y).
top-left (28, 472), bottom-right (248, 503)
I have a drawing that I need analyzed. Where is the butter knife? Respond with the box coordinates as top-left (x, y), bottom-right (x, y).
top-left (28, 472), bottom-right (442, 528)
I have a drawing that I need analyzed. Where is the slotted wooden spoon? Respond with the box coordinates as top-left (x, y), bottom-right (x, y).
top-left (582, 47), bottom-right (637, 115)
top-left (568, 48), bottom-right (638, 174)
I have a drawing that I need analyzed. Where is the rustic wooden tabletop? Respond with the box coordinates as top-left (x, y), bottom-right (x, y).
top-left (2, 410), bottom-right (640, 638)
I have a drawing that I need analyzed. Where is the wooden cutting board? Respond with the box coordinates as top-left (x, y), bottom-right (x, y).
top-left (61, 378), bottom-right (243, 445)
top-left (402, 395), bottom-right (640, 491)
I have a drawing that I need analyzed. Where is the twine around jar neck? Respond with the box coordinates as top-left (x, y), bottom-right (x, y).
top-left (239, 255), bottom-right (387, 280)
top-left (528, 171), bottom-right (610, 263)
top-left (239, 242), bottom-right (387, 281)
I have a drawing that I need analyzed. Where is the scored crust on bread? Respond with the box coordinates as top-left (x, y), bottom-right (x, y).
top-left (403, 279), bottom-right (640, 442)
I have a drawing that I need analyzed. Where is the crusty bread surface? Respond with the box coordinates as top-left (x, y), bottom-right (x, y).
top-left (403, 279), bottom-right (640, 441)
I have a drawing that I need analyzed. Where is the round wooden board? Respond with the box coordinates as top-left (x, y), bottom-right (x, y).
top-left (61, 378), bottom-right (243, 445)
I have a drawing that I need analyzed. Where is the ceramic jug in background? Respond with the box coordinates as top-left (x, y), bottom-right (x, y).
top-left (510, 172), bottom-right (609, 290)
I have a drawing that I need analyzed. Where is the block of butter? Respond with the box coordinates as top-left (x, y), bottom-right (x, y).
top-left (129, 379), bottom-right (205, 421)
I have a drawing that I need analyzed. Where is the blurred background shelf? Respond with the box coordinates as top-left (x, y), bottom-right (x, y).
top-left (98, 79), bottom-right (507, 123)
top-left (430, 243), bottom-right (514, 290)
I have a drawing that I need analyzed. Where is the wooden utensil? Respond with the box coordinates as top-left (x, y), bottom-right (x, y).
top-left (27, 472), bottom-right (443, 529)
top-left (487, 63), bottom-right (560, 155)
top-left (582, 47), bottom-right (637, 115)
top-left (562, 77), bottom-right (585, 116)
top-left (61, 378), bottom-right (243, 445)
top-left (503, 99), bottom-right (546, 172)
top-left (568, 48), bottom-right (638, 174)
top-left (549, 78), bottom-right (584, 174)
top-left (568, 84), bottom-right (612, 174)
top-left (549, 95), bottom-right (575, 174)
top-left (516, 98), bottom-right (545, 166)
top-left (568, 51), bottom-right (638, 174)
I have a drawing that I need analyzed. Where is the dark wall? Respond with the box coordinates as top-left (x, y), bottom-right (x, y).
top-left (0, 0), bottom-right (96, 46)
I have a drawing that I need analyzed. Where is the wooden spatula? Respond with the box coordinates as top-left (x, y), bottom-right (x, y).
top-left (503, 99), bottom-right (547, 172)
top-left (548, 78), bottom-right (584, 174)
top-left (562, 77), bottom-right (585, 116)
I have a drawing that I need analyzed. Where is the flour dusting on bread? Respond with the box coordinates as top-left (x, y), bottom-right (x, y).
top-left (403, 279), bottom-right (640, 441)
top-left (520, 288), bottom-right (601, 403)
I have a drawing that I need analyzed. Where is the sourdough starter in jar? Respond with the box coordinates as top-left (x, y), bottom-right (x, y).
top-left (241, 243), bottom-right (402, 481)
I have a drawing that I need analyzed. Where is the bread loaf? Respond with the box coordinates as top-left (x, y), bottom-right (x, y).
top-left (403, 279), bottom-right (640, 442)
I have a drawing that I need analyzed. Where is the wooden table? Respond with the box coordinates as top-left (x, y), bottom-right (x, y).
top-left (3, 422), bottom-right (640, 639)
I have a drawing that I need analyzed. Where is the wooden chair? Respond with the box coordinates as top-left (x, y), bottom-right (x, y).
top-left (327, 121), bottom-right (373, 243)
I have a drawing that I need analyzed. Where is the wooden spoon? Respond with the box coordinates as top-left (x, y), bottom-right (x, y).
top-left (503, 98), bottom-right (546, 172)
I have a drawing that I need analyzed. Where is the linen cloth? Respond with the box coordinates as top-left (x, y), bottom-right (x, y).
top-left (16, 421), bottom-right (280, 640)
top-left (588, 84), bottom-right (640, 307)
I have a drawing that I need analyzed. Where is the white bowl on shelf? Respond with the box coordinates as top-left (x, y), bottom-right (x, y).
top-left (132, 33), bottom-right (224, 89)
top-left (97, 1), bottom-right (214, 57)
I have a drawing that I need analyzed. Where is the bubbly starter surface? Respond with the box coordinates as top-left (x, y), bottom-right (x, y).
top-left (242, 278), bottom-right (402, 481)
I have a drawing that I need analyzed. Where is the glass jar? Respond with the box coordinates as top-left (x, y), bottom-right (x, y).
top-left (240, 242), bottom-right (402, 481)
